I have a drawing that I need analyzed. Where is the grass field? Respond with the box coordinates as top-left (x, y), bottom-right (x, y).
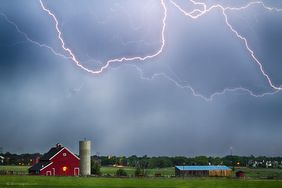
top-left (100, 166), bottom-right (282, 178)
top-left (0, 166), bottom-right (175, 177)
top-left (235, 167), bottom-right (282, 179)
top-left (0, 166), bottom-right (29, 173)
top-left (1, 165), bottom-right (282, 178)
top-left (1, 176), bottom-right (282, 188)
top-left (1, 166), bottom-right (282, 188)
top-left (101, 166), bottom-right (175, 177)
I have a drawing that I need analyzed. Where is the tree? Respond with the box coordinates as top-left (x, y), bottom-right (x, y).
top-left (118, 156), bottom-right (127, 166)
top-left (91, 160), bottom-right (101, 176)
top-left (116, 168), bottom-right (127, 177)
top-left (127, 155), bottom-right (138, 167)
top-left (172, 156), bottom-right (187, 166)
top-left (135, 166), bottom-right (143, 177)
top-left (194, 156), bottom-right (209, 165)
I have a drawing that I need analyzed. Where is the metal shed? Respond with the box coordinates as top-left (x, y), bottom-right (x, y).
top-left (175, 165), bottom-right (232, 177)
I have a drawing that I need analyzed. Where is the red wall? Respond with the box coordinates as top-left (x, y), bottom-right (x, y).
top-left (40, 148), bottom-right (80, 176)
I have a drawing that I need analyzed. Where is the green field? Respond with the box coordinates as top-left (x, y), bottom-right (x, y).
top-left (0, 166), bottom-right (29, 173)
top-left (1, 166), bottom-right (282, 188)
top-left (1, 165), bottom-right (282, 178)
top-left (235, 167), bottom-right (282, 179)
top-left (101, 166), bottom-right (175, 177)
top-left (0, 166), bottom-right (175, 177)
top-left (0, 176), bottom-right (282, 188)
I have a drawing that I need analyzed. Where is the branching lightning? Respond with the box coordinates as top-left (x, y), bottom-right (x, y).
top-left (133, 64), bottom-right (281, 102)
top-left (1, 0), bottom-right (281, 101)
top-left (39, 0), bottom-right (167, 74)
top-left (169, 0), bottom-right (282, 92)
top-left (0, 13), bottom-right (69, 60)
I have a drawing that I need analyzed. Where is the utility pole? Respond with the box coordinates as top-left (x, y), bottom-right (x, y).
top-left (183, 162), bottom-right (185, 179)
top-left (230, 146), bottom-right (235, 171)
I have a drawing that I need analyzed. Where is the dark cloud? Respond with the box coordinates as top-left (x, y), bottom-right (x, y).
top-left (0, 0), bottom-right (282, 156)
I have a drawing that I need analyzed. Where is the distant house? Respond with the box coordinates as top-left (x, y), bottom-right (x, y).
top-left (175, 166), bottom-right (231, 177)
top-left (29, 144), bottom-right (80, 176)
top-left (0, 156), bottom-right (4, 164)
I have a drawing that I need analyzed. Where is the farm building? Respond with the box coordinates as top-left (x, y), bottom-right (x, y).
top-left (236, 170), bottom-right (245, 178)
top-left (29, 143), bottom-right (80, 176)
top-left (0, 156), bottom-right (4, 164)
top-left (175, 166), bottom-right (232, 177)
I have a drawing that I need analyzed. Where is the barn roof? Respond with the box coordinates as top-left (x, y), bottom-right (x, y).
top-left (29, 161), bottom-right (51, 171)
top-left (40, 145), bottom-right (63, 161)
top-left (175, 166), bottom-right (231, 171)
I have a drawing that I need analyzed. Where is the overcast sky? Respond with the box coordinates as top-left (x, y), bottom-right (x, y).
top-left (0, 0), bottom-right (282, 156)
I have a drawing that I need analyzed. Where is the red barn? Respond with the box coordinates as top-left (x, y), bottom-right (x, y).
top-left (29, 144), bottom-right (80, 176)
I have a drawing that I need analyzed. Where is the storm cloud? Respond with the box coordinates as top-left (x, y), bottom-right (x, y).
top-left (0, 0), bottom-right (282, 156)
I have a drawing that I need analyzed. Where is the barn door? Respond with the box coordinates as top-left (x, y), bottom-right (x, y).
top-left (74, 168), bottom-right (79, 176)
top-left (46, 171), bottom-right (52, 176)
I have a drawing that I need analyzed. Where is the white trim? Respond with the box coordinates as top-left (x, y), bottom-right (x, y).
top-left (52, 168), bottom-right (55, 176)
top-left (49, 147), bottom-right (80, 161)
top-left (64, 147), bottom-right (80, 160)
top-left (74, 167), bottom-right (79, 176)
top-left (40, 162), bottom-right (53, 171)
top-left (46, 171), bottom-right (52, 176)
top-left (49, 148), bottom-right (65, 160)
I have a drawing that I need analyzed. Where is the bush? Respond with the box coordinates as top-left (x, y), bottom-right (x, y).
top-left (91, 160), bottom-right (101, 176)
top-left (116, 168), bottom-right (127, 177)
top-left (135, 167), bottom-right (144, 177)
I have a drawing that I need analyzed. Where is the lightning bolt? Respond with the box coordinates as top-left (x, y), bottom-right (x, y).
top-left (133, 65), bottom-right (280, 102)
top-left (39, 0), bottom-right (167, 74)
top-left (170, 0), bottom-right (282, 92)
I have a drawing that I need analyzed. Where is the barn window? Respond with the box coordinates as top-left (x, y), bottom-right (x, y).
top-left (62, 166), bottom-right (68, 172)
top-left (63, 153), bottom-right (67, 157)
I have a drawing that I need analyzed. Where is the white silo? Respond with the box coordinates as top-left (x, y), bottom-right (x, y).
top-left (79, 140), bottom-right (91, 176)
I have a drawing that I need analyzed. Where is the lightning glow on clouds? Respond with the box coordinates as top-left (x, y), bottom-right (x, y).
top-left (1, 0), bottom-right (282, 101)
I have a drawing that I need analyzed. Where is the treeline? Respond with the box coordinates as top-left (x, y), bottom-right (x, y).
top-left (2, 152), bottom-right (282, 168)
top-left (0, 152), bottom-right (41, 166)
top-left (95, 155), bottom-right (282, 169)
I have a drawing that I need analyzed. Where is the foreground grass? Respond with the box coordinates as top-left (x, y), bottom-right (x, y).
top-left (0, 176), bottom-right (282, 188)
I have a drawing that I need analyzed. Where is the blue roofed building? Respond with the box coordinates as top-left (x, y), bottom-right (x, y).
top-left (175, 166), bottom-right (232, 177)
